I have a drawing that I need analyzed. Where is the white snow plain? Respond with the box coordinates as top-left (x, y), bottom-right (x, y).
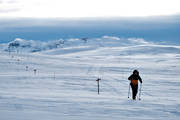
top-left (0, 36), bottom-right (180, 120)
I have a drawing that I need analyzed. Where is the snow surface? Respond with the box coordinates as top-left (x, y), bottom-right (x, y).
top-left (0, 36), bottom-right (180, 120)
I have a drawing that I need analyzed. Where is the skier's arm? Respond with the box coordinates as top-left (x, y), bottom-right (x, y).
top-left (128, 75), bottom-right (132, 80)
top-left (139, 76), bottom-right (142, 83)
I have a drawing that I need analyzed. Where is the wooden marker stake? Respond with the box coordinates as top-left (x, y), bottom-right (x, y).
top-left (96, 78), bottom-right (101, 94)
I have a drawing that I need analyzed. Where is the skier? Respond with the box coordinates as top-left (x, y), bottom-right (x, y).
top-left (128, 70), bottom-right (142, 100)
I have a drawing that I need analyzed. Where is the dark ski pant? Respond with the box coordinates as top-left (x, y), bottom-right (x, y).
top-left (130, 83), bottom-right (138, 100)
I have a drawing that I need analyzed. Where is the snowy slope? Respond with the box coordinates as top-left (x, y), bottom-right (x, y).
top-left (0, 36), bottom-right (180, 120)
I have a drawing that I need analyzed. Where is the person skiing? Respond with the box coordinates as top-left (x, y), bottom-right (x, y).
top-left (128, 70), bottom-right (142, 100)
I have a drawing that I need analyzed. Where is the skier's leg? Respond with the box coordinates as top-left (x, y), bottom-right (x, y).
top-left (130, 83), bottom-right (136, 100)
top-left (134, 84), bottom-right (138, 100)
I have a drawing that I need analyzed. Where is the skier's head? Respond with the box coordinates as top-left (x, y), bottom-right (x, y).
top-left (133, 70), bottom-right (139, 75)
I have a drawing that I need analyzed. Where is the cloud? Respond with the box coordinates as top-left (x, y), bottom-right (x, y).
top-left (0, 0), bottom-right (18, 4)
top-left (0, 15), bottom-right (179, 28)
top-left (0, 0), bottom-right (180, 18)
top-left (0, 8), bottom-right (20, 13)
top-left (0, 15), bottom-right (179, 44)
top-left (7, 0), bottom-right (18, 4)
top-left (0, 0), bottom-right (20, 13)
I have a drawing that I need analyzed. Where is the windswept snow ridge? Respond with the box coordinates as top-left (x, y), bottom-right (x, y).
top-left (1, 38), bottom-right (65, 52)
top-left (1, 36), bottom-right (180, 55)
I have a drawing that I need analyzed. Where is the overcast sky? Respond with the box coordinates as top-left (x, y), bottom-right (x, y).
top-left (0, 0), bottom-right (180, 18)
top-left (0, 0), bottom-right (180, 44)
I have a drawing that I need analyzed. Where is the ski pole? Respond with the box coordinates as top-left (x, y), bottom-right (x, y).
top-left (139, 83), bottom-right (142, 100)
top-left (128, 83), bottom-right (131, 98)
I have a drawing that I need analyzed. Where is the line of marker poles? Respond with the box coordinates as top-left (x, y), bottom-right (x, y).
top-left (10, 50), bottom-right (142, 99)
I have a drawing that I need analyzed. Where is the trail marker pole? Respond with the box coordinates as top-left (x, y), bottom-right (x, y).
top-left (8, 47), bottom-right (11, 56)
top-left (34, 69), bottom-right (37, 75)
top-left (54, 72), bottom-right (56, 80)
top-left (26, 66), bottom-right (28, 71)
top-left (96, 78), bottom-right (101, 95)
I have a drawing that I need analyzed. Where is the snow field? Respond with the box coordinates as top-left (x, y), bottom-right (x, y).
top-left (0, 37), bottom-right (180, 120)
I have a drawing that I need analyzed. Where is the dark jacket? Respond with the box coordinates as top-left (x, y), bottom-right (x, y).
top-left (128, 74), bottom-right (142, 84)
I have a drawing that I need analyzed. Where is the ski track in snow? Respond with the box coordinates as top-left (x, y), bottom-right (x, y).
top-left (0, 37), bottom-right (180, 120)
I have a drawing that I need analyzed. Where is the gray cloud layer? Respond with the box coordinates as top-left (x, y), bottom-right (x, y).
top-left (0, 15), bottom-right (180, 28)
top-left (0, 15), bottom-right (179, 44)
